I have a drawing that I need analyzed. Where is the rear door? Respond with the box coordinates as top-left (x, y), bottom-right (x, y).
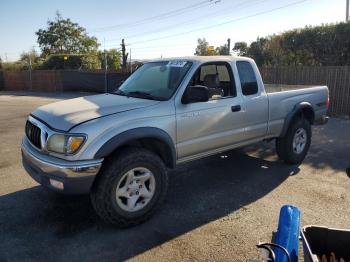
top-left (236, 61), bottom-right (268, 140)
top-left (176, 62), bottom-right (245, 160)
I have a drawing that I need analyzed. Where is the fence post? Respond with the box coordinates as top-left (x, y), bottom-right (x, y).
top-left (29, 56), bottom-right (33, 91)
top-left (104, 49), bottom-right (107, 93)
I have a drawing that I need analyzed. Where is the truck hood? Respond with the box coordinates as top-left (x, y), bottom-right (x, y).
top-left (31, 93), bottom-right (159, 131)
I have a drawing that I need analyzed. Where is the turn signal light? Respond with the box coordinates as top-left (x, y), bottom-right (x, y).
top-left (49, 179), bottom-right (64, 190)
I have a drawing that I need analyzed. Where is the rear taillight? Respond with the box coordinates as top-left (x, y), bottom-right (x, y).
top-left (326, 95), bottom-right (330, 109)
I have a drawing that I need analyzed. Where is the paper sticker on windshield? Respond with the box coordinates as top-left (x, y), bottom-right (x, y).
top-left (167, 61), bottom-right (187, 67)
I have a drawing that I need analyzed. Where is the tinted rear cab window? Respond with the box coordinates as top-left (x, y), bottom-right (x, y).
top-left (236, 61), bottom-right (259, 96)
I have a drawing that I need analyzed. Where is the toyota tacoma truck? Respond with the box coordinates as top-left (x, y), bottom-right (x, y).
top-left (21, 56), bottom-right (329, 227)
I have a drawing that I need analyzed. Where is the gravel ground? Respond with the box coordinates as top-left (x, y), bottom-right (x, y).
top-left (0, 91), bottom-right (349, 262)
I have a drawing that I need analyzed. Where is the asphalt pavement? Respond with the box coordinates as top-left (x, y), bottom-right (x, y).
top-left (0, 91), bottom-right (349, 262)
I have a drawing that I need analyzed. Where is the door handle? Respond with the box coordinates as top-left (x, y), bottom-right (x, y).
top-left (231, 105), bottom-right (241, 112)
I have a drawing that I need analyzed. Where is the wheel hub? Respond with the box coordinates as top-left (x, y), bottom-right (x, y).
top-left (292, 128), bottom-right (307, 154)
top-left (115, 167), bottom-right (156, 212)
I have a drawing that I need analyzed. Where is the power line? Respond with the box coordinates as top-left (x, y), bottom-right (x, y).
top-left (131, 47), bottom-right (194, 53)
top-left (4, 0), bottom-right (309, 60)
top-left (128, 43), bottom-right (195, 50)
top-left (104, 0), bottom-right (263, 43)
top-left (90, 0), bottom-right (219, 32)
top-left (128, 0), bottom-right (309, 46)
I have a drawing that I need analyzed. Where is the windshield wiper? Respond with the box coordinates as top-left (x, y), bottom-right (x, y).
top-left (125, 91), bottom-right (157, 100)
top-left (114, 89), bottom-right (127, 96)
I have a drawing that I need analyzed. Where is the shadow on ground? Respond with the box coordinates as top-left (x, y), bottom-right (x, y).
top-left (0, 149), bottom-right (299, 261)
top-left (243, 119), bottom-right (350, 173)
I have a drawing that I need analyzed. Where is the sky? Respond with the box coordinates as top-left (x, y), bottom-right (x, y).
top-left (0, 0), bottom-right (347, 61)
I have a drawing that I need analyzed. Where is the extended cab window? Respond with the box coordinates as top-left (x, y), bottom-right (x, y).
top-left (189, 62), bottom-right (236, 100)
top-left (236, 61), bottom-right (259, 96)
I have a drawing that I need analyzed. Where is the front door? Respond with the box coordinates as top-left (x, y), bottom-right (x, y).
top-left (176, 62), bottom-right (245, 160)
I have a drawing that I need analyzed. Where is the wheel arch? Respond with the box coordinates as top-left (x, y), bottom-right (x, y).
top-left (94, 127), bottom-right (176, 168)
top-left (280, 102), bottom-right (315, 137)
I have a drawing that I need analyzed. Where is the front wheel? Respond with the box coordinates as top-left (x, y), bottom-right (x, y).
top-left (90, 147), bottom-right (168, 227)
top-left (276, 118), bottom-right (311, 164)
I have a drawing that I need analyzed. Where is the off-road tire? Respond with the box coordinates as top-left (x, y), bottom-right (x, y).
top-left (276, 118), bottom-right (311, 165)
top-left (90, 147), bottom-right (168, 227)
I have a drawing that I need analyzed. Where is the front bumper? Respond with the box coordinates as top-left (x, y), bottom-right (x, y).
top-left (21, 138), bottom-right (103, 194)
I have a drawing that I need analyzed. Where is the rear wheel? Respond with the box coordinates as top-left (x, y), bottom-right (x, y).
top-left (276, 118), bottom-right (311, 164)
top-left (91, 147), bottom-right (168, 227)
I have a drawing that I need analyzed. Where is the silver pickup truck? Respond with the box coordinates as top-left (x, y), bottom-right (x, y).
top-left (22, 56), bottom-right (329, 227)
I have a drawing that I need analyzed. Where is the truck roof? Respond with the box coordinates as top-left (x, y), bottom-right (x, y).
top-left (149, 56), bottom-right (254, 63)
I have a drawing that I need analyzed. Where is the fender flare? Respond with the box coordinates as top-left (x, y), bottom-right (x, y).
top-left (94, 127), bottom-right (176, 168)
top-left (280, 102), bottom-right (315, 137)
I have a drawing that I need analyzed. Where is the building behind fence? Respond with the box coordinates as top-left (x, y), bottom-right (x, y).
top-left (0, 66), bottom-right (350, 118)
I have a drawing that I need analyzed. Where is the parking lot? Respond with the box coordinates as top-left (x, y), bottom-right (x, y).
top-left (0, 91), bottom-right (349, 262)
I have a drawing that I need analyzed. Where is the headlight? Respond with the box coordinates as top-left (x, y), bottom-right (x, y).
top-left (47, 134), bottom-right (65, 153)
top-left (46, 134), bottom-right (86, 154)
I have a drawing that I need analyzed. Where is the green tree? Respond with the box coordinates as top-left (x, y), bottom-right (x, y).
top-left (19, 48), bottom-right (43, 69)
top-left (194, 38), bottom-right (211, 56)
top-left (41, 53), bottom-right (102, 70)
top-left (233, 42), bottom-right (248, 56)
top-left (264, 35), bottom-right (286, 66)
top-left (0, 49), bottom-right (41, 70)
top-left (247, 37), bottom-right (270, 67)
top-left (99, 49), bottom-right (121, 71)
top-left (194, 38), bottom-right (230, 56)
top-left (234, 22), bottom-right (350, 67)
top-left (1, 61), bottom-right (25, 70)
top-left (36, 11), bottom-right (100, 69)
top-left (20, 48), bottom-right (39, 63)
top-left (0, 57), bottom-right (2, 69)
top-left (81, 51), bottom-right (101, 70)
top-left (215, 44), bottom-right (229, 55)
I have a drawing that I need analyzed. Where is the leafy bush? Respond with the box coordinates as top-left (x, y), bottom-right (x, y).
top-left (41, 54), bottom-right (101, 70)
top-left (233, 22), bottom-right (350, 66)
top-left (2, 61), bottom-right (27, 71)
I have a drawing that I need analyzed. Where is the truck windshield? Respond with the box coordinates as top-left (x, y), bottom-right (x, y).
top-left (115, 61), bottom-right (192, 101)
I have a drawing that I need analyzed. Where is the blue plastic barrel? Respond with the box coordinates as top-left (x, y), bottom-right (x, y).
top-left (274, 205), bottom-right (301, 262)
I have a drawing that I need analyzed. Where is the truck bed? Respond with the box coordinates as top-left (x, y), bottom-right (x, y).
top-left (264, 84), bottom-right (322, 93)
top-left (265, 85), bottom-right (329, 138)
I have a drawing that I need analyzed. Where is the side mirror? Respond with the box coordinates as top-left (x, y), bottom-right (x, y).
top-left (182, 85), bottom-right (209, 104)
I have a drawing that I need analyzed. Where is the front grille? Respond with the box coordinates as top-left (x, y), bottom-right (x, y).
top-left (25, 120), bottom-right (41, 149)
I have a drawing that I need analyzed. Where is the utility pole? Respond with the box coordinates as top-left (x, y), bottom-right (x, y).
top-left (29, 56), bottom-right (33, 91)
top-left (227, 38), bottom-right (231, 55)
top-left (346, 0), bottom-right (349, 22)
top-left (129, 48), bottom-right (132, 73)
top-left (104, 38), bottom-right (107, 93)
top-left (121, 39), bottom-right (129, 72)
